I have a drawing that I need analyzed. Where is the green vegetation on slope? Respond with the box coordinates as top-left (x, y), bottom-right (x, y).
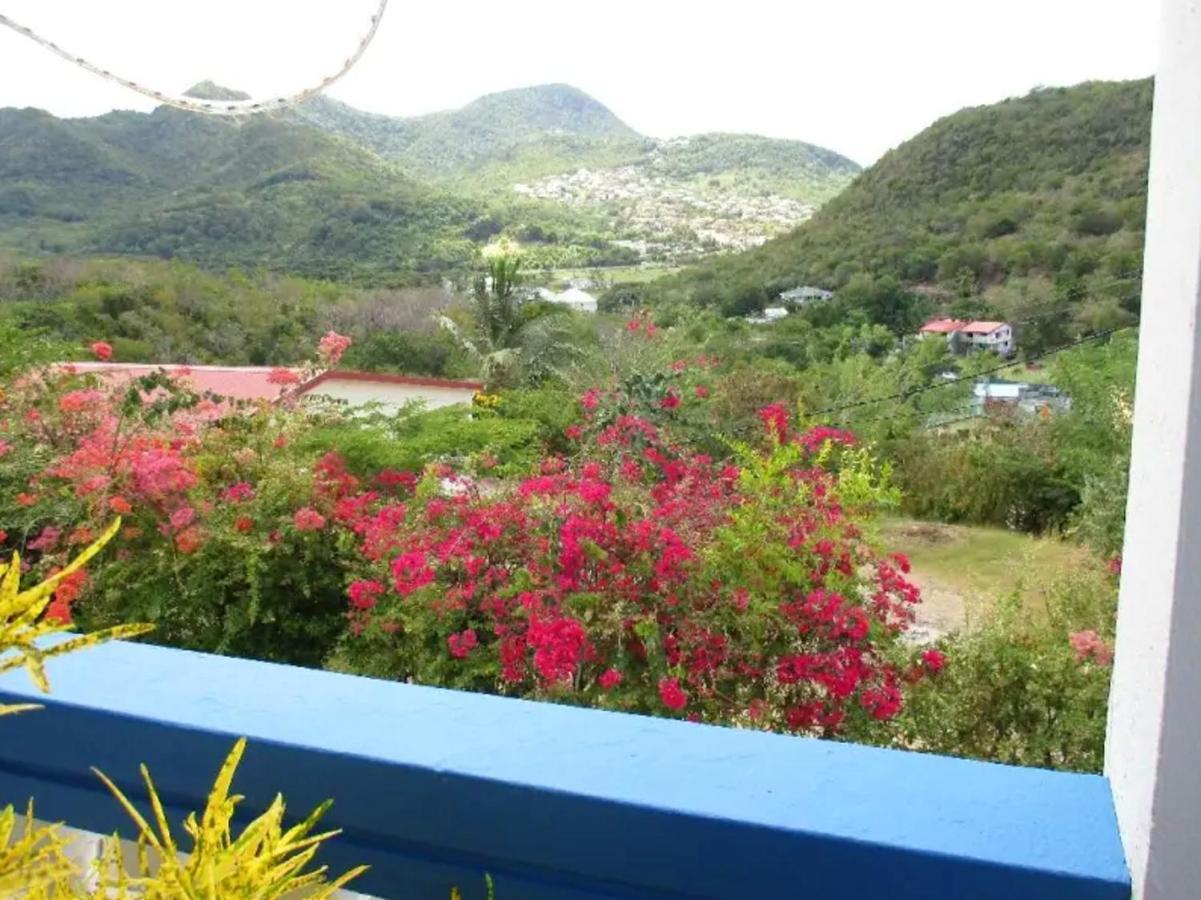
top-left (650, 79), bottom-right (1151, 342)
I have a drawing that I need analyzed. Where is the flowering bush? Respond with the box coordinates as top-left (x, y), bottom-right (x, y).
top-left (884, 569), bottom-right (1115, 772)
top-left (332, 402), bottom-right (935, 737)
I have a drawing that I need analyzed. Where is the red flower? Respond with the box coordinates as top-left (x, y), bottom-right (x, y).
top-left (921, 648), bottom-right (946, 674)
top-left (658, 677), bottom-right (688, 711)
top-left (89, 341), bottom-right (113, 361)
top-left (348, 579), bottom-right (385, 611)
top-left (448, 628), bottom-right (478, 658)
top-left (293, 507), bottom-right (327, 532)
top-left (1069, 631), bottom-right (1113, 666)
top-left (391, 550), bottom-right (435, 596)
top-left (174, 526), bottom-right (204, 554)
top-left (660, 390), bottom-right (681, 410)
top-left (16, 492), bottom-right (38, 507)
top-left (108, 496), bottom-right (133, 515)
top-left (1107, 555), bottom-right (1122, 576)
top-left (317, 331), bottom-right (352, 366)
top-left (694, 385), bottom-right (710, 399)
top-left (580, 389), bottom-right (600, 411)
top-left (267, 367), bottom-right (300, 386)
top-left (598, 668), bottom-right (623, 690)
top-left (234, 515), bottom-right (254, 533)
top-left (565, 424), bottom-right (584, 440)
top-left (757, 404), bottom-right (790, 443)
top-left (221, 482), bottom-right (255, 503)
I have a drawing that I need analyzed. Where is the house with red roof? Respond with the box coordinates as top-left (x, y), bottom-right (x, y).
top-left (917, 318), bottom-right (1015, 357)
top-left (63, 362), bottom-right (302, 402)
top-left (62, 363), bottom-right (484, 413)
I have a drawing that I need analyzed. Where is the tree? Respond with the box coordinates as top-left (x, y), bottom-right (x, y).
top-left (439, 254), bottom-right (578, 387)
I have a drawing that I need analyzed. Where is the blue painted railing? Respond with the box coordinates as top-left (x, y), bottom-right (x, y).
top-left (0, 640), bottom-right (1128, 899)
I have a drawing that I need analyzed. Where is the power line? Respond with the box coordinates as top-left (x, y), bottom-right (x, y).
top-left (806, 324), bottom-right (1136, 421)
top-left (0, 2), bottom-right (389, 117)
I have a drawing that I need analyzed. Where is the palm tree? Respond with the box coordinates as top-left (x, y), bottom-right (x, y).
top-left (440, 254), bottom-right (577, 386)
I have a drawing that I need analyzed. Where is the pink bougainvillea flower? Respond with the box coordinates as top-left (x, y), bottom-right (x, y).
top-left (317, 331), bottom-right (352, 367)
top-left (348, 579), bottom-right (386, 611)
top-left (293, 507), bottom-right (327, 532)
top-left (89, 340), bottom-right (113, 361)
top-left (1069, 630), bottom-right (1114, 666)
top-left (757, 403), bottom-right (790, 443)
top-left (921, 648), bottom-right (946, 674)
top-left (174, 526), bottom-right (204, 554)
top-left (221, 482), bottom-right (255, 503)
top-left (169, 506), bottom-right (196, 532)
top-left (579, 388), bottom-right (600, 411)
top-left (448, 628), bottom-right (479, 659)
top-left (658, 677), bottom-right (688, 711)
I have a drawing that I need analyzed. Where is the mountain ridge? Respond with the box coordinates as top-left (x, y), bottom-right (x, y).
top-left (0, 82), bottom-right (860, 278)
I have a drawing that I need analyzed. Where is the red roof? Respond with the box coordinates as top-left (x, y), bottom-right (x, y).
top-left (919, 318), bottom-right (968, 334)
top-left (961, 321), bottom-right (1007, 335)
top-left (61, 362), bottom-right (302, 402)
top-left (296, 370), bottom-right (485, 394)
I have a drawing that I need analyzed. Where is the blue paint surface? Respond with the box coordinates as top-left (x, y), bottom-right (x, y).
top-left (0, 640), bottom-right (1129, 899)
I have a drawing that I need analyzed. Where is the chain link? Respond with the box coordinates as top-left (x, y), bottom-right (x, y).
top-left (0, 1), bottom-right (390, 117)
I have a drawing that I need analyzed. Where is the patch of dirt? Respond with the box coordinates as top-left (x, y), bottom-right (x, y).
top-left (892, 521), bottom-right (960, 545)
top-left (907, 571), bottom-right (968, 642)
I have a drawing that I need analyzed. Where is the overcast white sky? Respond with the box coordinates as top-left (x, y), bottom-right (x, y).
top-left (0, 0), bottom-right (1159, 164)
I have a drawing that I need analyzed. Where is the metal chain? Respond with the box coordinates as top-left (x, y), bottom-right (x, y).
top-left (0, 1), bottom-right (390, 116)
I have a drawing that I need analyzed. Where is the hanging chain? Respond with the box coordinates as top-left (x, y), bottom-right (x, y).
top-left (0, 1), bottom-right (390, 116)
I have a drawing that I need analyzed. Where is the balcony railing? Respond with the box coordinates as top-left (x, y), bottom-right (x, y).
top-left (0, 639), bottom-right (1128, 899)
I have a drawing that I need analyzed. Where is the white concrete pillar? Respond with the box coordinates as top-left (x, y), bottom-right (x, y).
top-left (1105, 1), bottom-right (1201, 896)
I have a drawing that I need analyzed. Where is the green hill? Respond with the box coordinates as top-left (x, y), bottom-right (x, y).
top-left (295, 83), bottom-right (643, 181)
top-left (0, 83), bottom-right (860, 278)
top-left (652, 79), bottom-right (1152, 338)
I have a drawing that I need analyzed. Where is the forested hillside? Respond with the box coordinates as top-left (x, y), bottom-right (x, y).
top-left (0, 83), bottom-right (859, 278)
top-left (650, 79), bottom-right (1152, 342)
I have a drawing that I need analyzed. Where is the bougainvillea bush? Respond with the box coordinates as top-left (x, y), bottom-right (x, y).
top-left (1, 333), bottom-right (942, 739)
top-left (330, 400), bottom-right (941, 738)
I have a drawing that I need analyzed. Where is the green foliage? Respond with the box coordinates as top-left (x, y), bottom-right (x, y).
top-left (441, 255), bottom-right (582, 385)
top-left (890, 416), bottom-right (1080, 533)
top-left (300, 404), bottom-right (548, 478)
top-left (885, 570), bottom-right (1115, 772)
top-left (653, 79), bottom-right (1152, 335)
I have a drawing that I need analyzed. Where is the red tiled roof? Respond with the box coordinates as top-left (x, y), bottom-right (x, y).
top-left (961, 321), bottom-right (1007, 335)
top-left (919, 318), bottom-right (968, 334)
top-left (61, 362), bottom-right (301, 402)
top-left (296, 370), bottom-right (485, 394)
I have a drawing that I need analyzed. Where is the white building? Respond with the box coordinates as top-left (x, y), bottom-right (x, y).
top-left (746, 306), bottom-right (789, 325)
top-left (779, 285), bottom-right (833, 306)
top-left (960, 321), bottom-right (1015, 357)
top-left (296, 371), bottom-right (483, 414)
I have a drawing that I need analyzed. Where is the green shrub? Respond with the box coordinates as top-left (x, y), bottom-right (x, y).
top-left (881, 570), bottom-right (1115, 772)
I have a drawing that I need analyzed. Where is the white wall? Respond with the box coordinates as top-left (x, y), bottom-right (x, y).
top-left (306, 379), bottom-right (477, 413)
top-left (1105, 1), bottom-right (1201, 896)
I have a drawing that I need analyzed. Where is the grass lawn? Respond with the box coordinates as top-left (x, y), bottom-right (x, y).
top-left (878, 516), bottom-right (1104, 628)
